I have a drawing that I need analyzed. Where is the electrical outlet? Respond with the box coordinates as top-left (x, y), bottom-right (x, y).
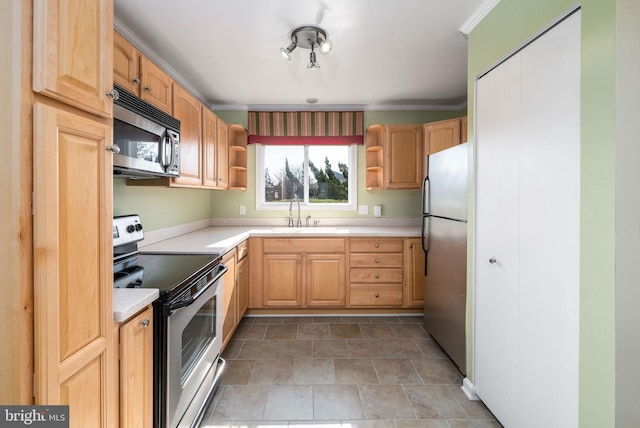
top-left (239, 206), bottom-right (246, 215)
top-left (358, 205), bottom-right (369, 215)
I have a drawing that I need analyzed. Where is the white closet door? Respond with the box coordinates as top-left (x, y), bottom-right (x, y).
top-left (474, 10), bottom-right (580, 428)
top-left (517, 12), bottom-right (580, 427)
top-left (474, 51), bottom-right (522, 428)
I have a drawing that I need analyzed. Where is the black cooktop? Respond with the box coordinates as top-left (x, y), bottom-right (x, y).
top-left (114, 252), bottom-right (222, 300)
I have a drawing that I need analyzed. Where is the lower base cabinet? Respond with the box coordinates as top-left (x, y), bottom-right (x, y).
top-left (221, 240), bottom-right (250, 350)
top-left (118, 306), bottom-right (153, 428)
top-left (248, 236), bottom-right (424, 311)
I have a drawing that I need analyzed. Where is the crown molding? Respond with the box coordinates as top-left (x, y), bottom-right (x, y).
top-left (209, 102), bottom-right (467, 112)
top-left (114, 17), bottom-right (209, 105)
top-left (459, 0), bottom-right (502, 35)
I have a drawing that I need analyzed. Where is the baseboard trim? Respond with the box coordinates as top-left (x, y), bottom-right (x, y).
top-left (461, 377), bottom-right (480, 401)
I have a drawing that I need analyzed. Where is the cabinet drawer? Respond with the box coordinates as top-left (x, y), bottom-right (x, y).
top-left (350, 253), bottom-right (403, 267)
top-left (237, 240), bottom-right (249, 261)
top-left (263, 238), bottom-right (345, 254)
top-left (349, 284), bottom-right (403, 306)
top-left (350, 268), bottom-right (403, 283)
top-left (350, 238), bottom-right (403, 253)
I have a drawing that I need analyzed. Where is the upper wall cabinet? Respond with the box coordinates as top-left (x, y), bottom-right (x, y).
top-left (423, 117), bottom-right (465, 155)
top-left (33, 0), bottom-right (114, 118)
top-left (172, 84), bottom-right (203, 187)
top-left (113, 31), bottom-right (173, 114)
top-left (365, 124), bottom-right (423, 190)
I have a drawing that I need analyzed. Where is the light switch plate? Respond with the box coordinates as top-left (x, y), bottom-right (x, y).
top-left (358, 205), bottom-right (368, 215)
top-left (239, 206), bottom-right (246, 215)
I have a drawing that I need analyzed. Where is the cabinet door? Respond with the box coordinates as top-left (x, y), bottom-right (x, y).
top-left (172, 85), bottom-right (203, 187)
top-left (33, 0), bottom-right (113, 117)
top-left (33, 103), bottom-right (115, 427)
top-left (221, 251), bottom-right (237, 347)
top-left (385, 125), bottom-right (422, 189)
top-left (404, 238), bottom-right (425, 308)
top-left (120, 307), bottom-right (153, 428)
top-left (113, 31), bottom-right (140, 94)
top-left (263, 254), bottom-right (302, 307)
top-left (202, 109), bottom-right (219, 188)
top-left (237, 257), bottom-right (249, 317)
top-left (140, 56), bottom-right (173, 114)
top-left (305, 254), bottom-right (346, 307)
top-left (216, 118), bottom-right (229, 189)
top-left (424, 118), bottom-right (462, 155)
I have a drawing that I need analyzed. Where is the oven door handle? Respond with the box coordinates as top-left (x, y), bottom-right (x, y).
top-left (166, 263), bottom-right (227, 311)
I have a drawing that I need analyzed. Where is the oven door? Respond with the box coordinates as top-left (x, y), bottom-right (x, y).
top-left (165, 277), bottom-right (223, 428)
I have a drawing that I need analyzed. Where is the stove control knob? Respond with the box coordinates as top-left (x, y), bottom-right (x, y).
top-left (135, 223), bottom-right (143, 232)
top-left (126, 225), bottom-right (135, 233)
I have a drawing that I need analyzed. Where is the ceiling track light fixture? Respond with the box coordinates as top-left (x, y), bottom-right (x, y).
top-left (280, 25), bottom-right (332, 69)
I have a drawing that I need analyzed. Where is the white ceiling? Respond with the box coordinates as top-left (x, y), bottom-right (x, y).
top-left (113, 0), bottom-right (490, 110)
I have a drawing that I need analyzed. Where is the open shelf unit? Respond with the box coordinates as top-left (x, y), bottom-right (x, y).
top-left (228, 124), bottom-right (248, 190)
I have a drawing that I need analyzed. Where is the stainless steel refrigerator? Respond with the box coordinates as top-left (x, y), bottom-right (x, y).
top-left (422, 142), bottom-right (468, 373)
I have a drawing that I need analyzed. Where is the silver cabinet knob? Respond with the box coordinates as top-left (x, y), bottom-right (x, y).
top-left (144, 86), bottom-right (152, 92)
top-left (374, 293), bottom-right (380, 298)
top-left (139, 318), bottom-right (150, 327)
top-left (375, 258), bottom-right (380, 263)
top-left (106, 89), bottom-right (119, 100)
top-left (375, 243), bottom-right (380, 248)
top-left (106, 144), bottom-right (120, 154)
top-left (297, 259), bottom-right (301, 265)
top-left (489, 258), bottom-right (497, 264)
top-left (132, 77), bottom-right (141, 84)
top-left (374, 274), bottom-right (379, 279)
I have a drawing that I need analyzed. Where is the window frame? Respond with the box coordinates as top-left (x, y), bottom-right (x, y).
top-left (255, 143), bottom-right (358, 211)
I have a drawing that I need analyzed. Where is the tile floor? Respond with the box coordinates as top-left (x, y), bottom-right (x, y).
top-left (201, 316), bottom-right (502, 428)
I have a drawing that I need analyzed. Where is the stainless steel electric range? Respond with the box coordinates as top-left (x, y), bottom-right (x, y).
top-left (113, 215), bottom-right (227, 428)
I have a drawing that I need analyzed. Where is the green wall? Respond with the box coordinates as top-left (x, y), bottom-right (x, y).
top-left (114, 109), bottom-right (465, 229)
top-left (467, 0), bottom-right (618, 426)
top-left (113, 179), bottom-right (212, 231)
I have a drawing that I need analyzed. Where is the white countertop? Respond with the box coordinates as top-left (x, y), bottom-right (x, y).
top-left (113, 288), bottom-right (159, 322)
top-left (139, 225), bottom-right (422, 255)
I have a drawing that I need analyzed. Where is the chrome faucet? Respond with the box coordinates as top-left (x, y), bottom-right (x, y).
top-left (288, 200), bottom-right (294, 227)
top-left (289, 197), bottom-right (302, 227)
top-left (306, 215), bottom-right (311, 227)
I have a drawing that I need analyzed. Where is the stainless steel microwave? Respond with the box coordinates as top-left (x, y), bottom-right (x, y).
top-left (112, 84), bottom-right (181, 179)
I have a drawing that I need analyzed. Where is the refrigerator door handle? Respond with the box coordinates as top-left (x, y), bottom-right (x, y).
top-left (421, 175), bottom-right (430, 215)
top-left (421, 215), bottom-right (429, 276)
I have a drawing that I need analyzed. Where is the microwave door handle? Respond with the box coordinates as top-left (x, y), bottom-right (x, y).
top-left (162, 132), bottom-right (177, 172)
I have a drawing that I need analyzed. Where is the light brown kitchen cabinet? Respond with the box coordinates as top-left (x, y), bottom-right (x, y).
top-left (261, 238), bottom-right (346, 308)
top-left (404, 238), bottom-right (425, 308)
top-left (220, 242), bottom-right (250, 350)
top-left (172, 84), bottom-right (203, 187)
top-left (113, 31), bottom-right (141, 95)
top-left (118, 306), bottom-right (153, 428)
top-left (237, 241), bottom-right (250, 316)
top-left (33, 102), bottom-right (116, 426)
top-left (216, 118), bottom-right (230, 189)
top-left (221, 250), bottom-right (238, 348)
top-left (349, 238), bottom-right (404, 307)
top-left (364, 124), bottom-right (422, 189)
top-left (113, 31), bottom-right (173, 114)
top-left (263, 254), bottom-right (303, 307)
top-left (203, 109), bottom-right (227, 189)
top-left (423, 117), bottom-right (464, 155)
top-left (33, 0), bottom-right (113, 118)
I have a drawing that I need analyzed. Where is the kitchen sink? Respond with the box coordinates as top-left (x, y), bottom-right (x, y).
top-left (268, 226), bottom-right (349, 234)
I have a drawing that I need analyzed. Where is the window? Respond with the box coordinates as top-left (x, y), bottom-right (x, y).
top-left (256, 144), bottom-right (357, 210)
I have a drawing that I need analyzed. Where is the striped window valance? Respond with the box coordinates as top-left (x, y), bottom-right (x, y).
top-left (248, 111), bottom-right (364, 145)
